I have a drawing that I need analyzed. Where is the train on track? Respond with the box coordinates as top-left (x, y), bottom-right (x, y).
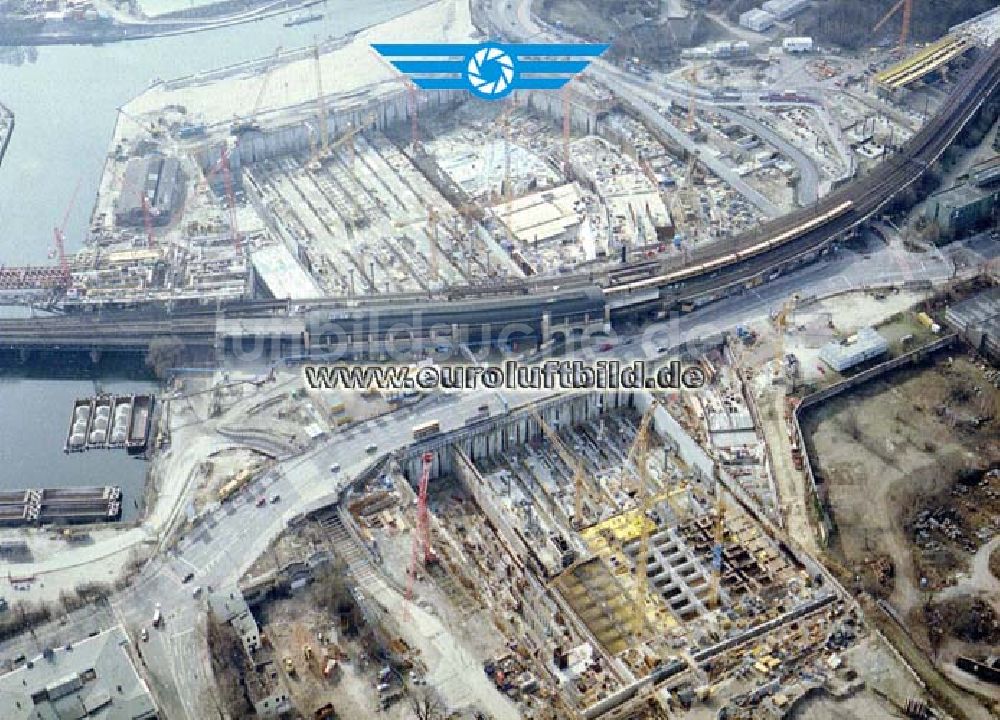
top-left (604, 201), bottom-right (854, 296)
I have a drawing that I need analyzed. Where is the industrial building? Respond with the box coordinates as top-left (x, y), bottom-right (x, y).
top-left (114, 156), bottom-right (182, 227)
top-left (569, 136), bottom-right (673, 253)
top-left (818, 326), bottom-right (889, 372)
top-left (739, 8), bottom-right (775, 33)
top-left (0, 626), bottom-right (157, 720)
top-left (782, 36), bottom-right (814, 54)
top-left (251, 243), bottom-right (322, 300)
top-left (945, 286), bottom-right (1000, 361)
top-left (761, 0), bottom-right (809, 21)
top-left (491, 183), bottom-right (584, 254)
top-left (971, 155), bottom-right (1000, 187)
top-left (207, 587), bottom-right (291, 717)
top-left (925, 179), bottom-right (1000, 239)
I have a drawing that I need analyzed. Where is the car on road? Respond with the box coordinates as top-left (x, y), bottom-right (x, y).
top-left (330, 462), bottom-right (341, 474)
top-left (256, 496), bottom-right (267, 508)
top-left (270, 495), bottom-right (280, 504)
top-left (181, 572), bottom-right (195, 584)
top-left (140, 628), bottom-right (148, 642)
top-left (192, 586), bottom-right (203, 598)
top-left (366, 443), bottom-right (378, 454)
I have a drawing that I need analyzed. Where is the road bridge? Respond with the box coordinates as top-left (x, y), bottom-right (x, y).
top-left (0, 30), bottom-right (998, 358)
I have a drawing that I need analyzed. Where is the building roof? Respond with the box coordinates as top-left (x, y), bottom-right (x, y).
top-left (971, 155), bottom-right (1000, 187)
top-left (0, 626), bottom-right (156, 720)
top-left (491, 183), bottom-right (583, 245)
top-left (930, 181), bottom-right (999, 211)
top-left (819, 326), bottom-right (888, 371)
top-left (945, 286), bottom-right (1000, 357)
top-left (740, 8), bottom-right (775, 26)
top-left (251, 243), bottom-right (322, 300)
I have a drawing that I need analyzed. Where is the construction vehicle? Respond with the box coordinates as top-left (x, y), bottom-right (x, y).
top-left (313, 703), bottom-right (336, 719)
top-left (283, 656), bottom-right (296, 675)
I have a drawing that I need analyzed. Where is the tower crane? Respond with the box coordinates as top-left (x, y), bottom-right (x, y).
top-left (313, 44), bottom-right (330, 160)
top-left (51, 177), bottom-right (82, 289)
top-left (528, 405), bottom-right (600, 529)
top-left (140, 192), bottom-right (156, 248)
top-left (685, 65), bottom-right (699, 133)
top-left (709, 489), bottom-right (726, 609)
top-left (873, 0), bottom-right (914, 54)
top-left (394, 206), bottom-right (442, 280)
top-left (233, 46), bottom-right (283, 135)
top-left (631, 402), bottom-right (656, 634)
top-left (307, 113), bottom-right (377, 172)
top-left (625, 399), bottom-right (691, 635)
top-left (771, 294), bottom-right (799, 382)
top-left (404, 452), bottom-right (436, 617)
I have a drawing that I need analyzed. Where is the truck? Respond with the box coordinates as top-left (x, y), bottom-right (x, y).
top-left (412, 420), bottom-right (441, 441)
top-left (152, 604), bottom-right (162, 628)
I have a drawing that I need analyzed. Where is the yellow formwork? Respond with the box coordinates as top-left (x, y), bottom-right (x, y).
top-left (875, 35), bottom-right (970, 89)
top-left (579, 490), bottom-right (690, 637)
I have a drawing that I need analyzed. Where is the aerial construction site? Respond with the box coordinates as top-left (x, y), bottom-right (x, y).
top-left (1, 1), bottom-right (1000, 720)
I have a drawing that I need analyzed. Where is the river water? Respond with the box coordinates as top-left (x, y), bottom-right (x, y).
top-left (0, 0), bottom-right (427, 506)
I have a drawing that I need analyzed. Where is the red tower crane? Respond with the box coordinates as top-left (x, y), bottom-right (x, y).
top-left (51, 177), bottom-right (82, 289)
top-left (219, 146), bottom-right (242, 255)
top-left (139, 192), bottom-right (155, 248)
top-left (405, 452), bottom-right (436, 609)
top-left (405, 79), bottom-right (420, 150)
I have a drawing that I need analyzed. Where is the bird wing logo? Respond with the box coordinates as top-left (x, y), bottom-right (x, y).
top-left (371, 42), bottom-right (609, 100)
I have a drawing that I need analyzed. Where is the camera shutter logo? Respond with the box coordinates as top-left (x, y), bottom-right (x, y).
top-left (372, 42), bottom-right (609, 101)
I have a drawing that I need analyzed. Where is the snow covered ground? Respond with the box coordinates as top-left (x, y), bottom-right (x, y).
top-left (126, 0), bottom-right (478, 127)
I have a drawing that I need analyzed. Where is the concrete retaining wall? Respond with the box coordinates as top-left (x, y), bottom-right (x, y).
top-left (792, 333), bottom-right (959, 542)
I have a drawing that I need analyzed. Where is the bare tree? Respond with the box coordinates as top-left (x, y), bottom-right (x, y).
top-left (409, 689), bottom-right (445, 720)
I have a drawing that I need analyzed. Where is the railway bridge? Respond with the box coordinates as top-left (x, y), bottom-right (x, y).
top-left (1, 41), bottom-right (998, 361)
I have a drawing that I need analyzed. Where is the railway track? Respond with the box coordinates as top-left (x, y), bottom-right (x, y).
top-left (1, 43), bottom-right (997, 352)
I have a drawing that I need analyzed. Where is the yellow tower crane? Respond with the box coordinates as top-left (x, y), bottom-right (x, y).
top-left (771, 294), bottom-right (799, 382)
top-left (529, 405), bottom-right (600, 529)
top-left (307, 114), bottom-right (376, 173)
top-left (709, 489), bottom-right (726, 609)
top-left (312, 45), bottom-right (329, 159)
top-left (631, 405), bottom-right (656, 635)
top-left (232, 45), bottom-right (283, 135)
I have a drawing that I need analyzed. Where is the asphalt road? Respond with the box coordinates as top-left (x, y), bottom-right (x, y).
top-left (485, 0), bottom-right (822, 214)
top-left (55, 4), bottom-right (983, 715)
top-left (102, 217), bottom-right (962, 717)
top-left (111, 389), bottom-right (529, 718)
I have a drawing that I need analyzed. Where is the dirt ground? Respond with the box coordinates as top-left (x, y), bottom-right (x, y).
top-left (538, 0), bottom-right (619, 40)
top-left (803, 352), bottom-right (999, 611)
top-left (257, 593), bottom-right (411, 720)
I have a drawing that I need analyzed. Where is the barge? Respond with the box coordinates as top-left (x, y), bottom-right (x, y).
top-left (0, 486), bottom-right (122, 526)
top-left (64, 394), bottom-right (154, 454)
